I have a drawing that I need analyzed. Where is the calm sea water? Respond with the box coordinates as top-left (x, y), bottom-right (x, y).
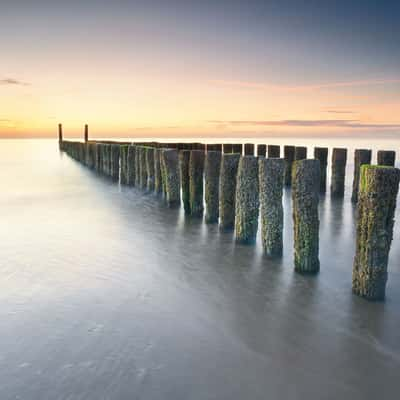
top-left (1, 138), bottom-right (400, 400)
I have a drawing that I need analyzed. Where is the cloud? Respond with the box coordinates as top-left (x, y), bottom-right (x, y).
top-left (0, 78), bottom-right (29, 86)
top-left (209, 78), bottom-right (400, 92)
top-left (207, 119), bottom-right (400, 129)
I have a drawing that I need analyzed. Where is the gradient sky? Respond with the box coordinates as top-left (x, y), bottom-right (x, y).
top-left (1, 0), bottom-right (400, 138)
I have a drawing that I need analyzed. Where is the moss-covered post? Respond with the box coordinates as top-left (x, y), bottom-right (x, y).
top-left (330, 148), bottom-right (347, 197)
top-left (232, 144), bottom-right (243, 154)
top-left (235, 156), bottom-right (259, 244)
top-left (292, 159), bottom-right (320, 273)
top-left (127, 145), bottom-right (136, 186)
top-left (314, 147), bottom-right (328, 193)
top-left (219, 154), bottom-right (240, 230)
top-left (120, 145), bottom-right (128, 184)
top-left (268, 145), bottom-right (280, 158)
top-left (189, 150), bottom-right (205, 217)
top-left (161, 149), bottom-right (180, 207)
top-left (205, 150), bottom-right (221, 223)
top-left (223, 144), bottom-right (233, 154)
top-left (110, 144), bottom-right (120, 181)
top-left (295, 146), bottom-right (307, 160)
top-left (284, 145), bottom-right (295, 186)
top-left (179, 150), bottom-right (191, 214)
top-left (351, 149), bottom-right (372, 203)
top-left (154, 148), bottom-right (163, 193)
top-left (257, 144), bottom-right (266, 157)
top-left (244, 143), bottom-right (254, 156)
top-left (146, 147), bottom-right (155, 191)
top-left (259, 158), bottom-right (285, 256)
top-left (352, 165), bottom-right (400, 300)
top-left (377, 150), bottom-right (396, 167)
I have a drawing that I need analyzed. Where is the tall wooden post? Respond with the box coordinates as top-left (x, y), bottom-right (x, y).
top-left (84, 124), bottom-right (89, 143)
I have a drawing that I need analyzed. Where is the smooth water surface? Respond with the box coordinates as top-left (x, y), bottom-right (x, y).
top-left (1, 139), bottom-right (400, 400)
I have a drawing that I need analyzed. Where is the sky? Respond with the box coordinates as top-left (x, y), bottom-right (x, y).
top-left (1, 0), bottom-right (400, 138)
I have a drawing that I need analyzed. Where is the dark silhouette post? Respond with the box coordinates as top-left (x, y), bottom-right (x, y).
top-left (268, 145), bottom-right (280, 158)
top-left (189, 150), bottom-right (205, 217)
top-left (84, 124), bottom-right (89, 143)
top-left (58, 123), bottom-right (63, 143)
top-left (284, 145), bottom-right (295, 186)
top-left (161, 149), bottom-right (181, 207)
top-left (330, 148), bottom-right (347, 197)
top-left (223, 144), bottom-right (233, 154)
top-left (294, 146), bottom-right (307, 160)
top-left (314, 147), bottom-right (328, 193)
top-left (244, 143), bottom-right (255, 156)
top-left (179, 150), bottom-right (191, 214)
top-left (352, 165), bottom-right (400, 300)
top-left (205, 151), bottom-right (221, 223)
top-left (377, 150), bottom-right (395, 167)
top-left (351, 149), bottom-right (372, 203)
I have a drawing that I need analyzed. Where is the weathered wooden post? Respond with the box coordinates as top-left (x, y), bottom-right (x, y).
top-left (352, 165), bottom-right (400, 300)
top-left (58, 123), bottom-right (63, 144)
top-left (105, 144), bottom-right (111, 176)
top-left (110, 144), bottom-right (120, 181)
top-left (139, 146), bottom-right (148, 189)
top-left (146, 147), bottom-right (155, 191)
top-left (120, 145), bottom-right (128, 184)
top-left (314, 147), bottom-right (328, 193)
top-left (205, 151), bottom-right (221, 223)
top-left (330, 148), bottom-right (347, 197)
top-left (135, 146), bottom-right (141, 187)
top-left (351, 149), bottom-right (372, 203)
top-left (268, 145), bottom-right (280, 158)
top-left (219, 154), bottom-right (241, 230)
top-left (189, 150), bottom-right (205, 217)
top-left (244, 143), bottom-right (255, 156)
top-left (232, 144), bottom-right (243, 154)
top-left (127, 145), bottom-right (136, 186)
top-left (179, 150), bottom-right (191, 213)
top-left (284, 145), bottom-right (295, 186)
top-left (292, 159), bottom-right (320, 273)
top-left (259, 158), bottom-right (285, 256)
top-left (235, 156), bottom-right (259, 244)
top-left (257, 144), bottom-right (266, 157)
top-left (295, 146), bottom-right (307, 160)
top-left (223, 144), bottom-right (233, 154)
top-left (154, 148), bottom-right (163, 193)
top-left (377, 150), bottom-right (396, 167)
top-left (84, 124), bottom-right (89, 143)
top-left (161, 149), bottom-right (180, 207)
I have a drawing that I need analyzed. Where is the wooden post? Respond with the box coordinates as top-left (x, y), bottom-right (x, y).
top-left (161, 149), bottom-right (181, 207)
top-left (259, 158), bottom-right (285, 256)
top-left (294, 146), bottom-right (307, 160)
top-left (257, 144), bottom-right (266, 157)
top-left (268, 145), bottom-right (280, 158)
top-left (351, 149), bottom-right (372, 203)
top-left (205, 151), bottom-right (221, 223)
top-left (179, 150), bottom-right (191, 214)
top-left (189, 150), bottom-right (205, 217)
top-left (284, 145), bottom-right (295, 186)
top-left (219, 154), bottom-right (240, 231)
top-left (58, 123), bottom-right (63, 143)
top-left (232, 144), bottom-right (243, 154)
top-left (377, 150), bottom-right (395, 167)
top-left (223, 144), bottom-right (233, 154)
top-left (352, 165), bottom-right (400, 300)
top-left (84, 124), bottom-right (89, 143)
top-left (244, 143), bottom-right (255, 156)
top-left (330, 148), bottom-right (347, 197)
top-left (235, 156), bottom-right (259, 244)
top-left (314, 147), bottom-right (328, 193)
top-left (127, 145), bottom-right (136, 186)
top-left (292, 159), bottom-right (320, 273)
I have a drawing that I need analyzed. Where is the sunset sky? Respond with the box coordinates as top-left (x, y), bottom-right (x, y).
top-left (1, 0), bottom-right (400, 138)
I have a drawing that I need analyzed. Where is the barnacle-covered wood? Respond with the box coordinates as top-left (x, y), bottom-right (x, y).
top-left (161, 149), bottom-right (180, 207)
top-left (284, 145), bottom-right (295, 186)
top-left (235, 156), bottom-right (259, 244)
top-left (219, 154), bottom-right (240, 231)
top-left (205, 151), bottom-right (221, 223)
top-left (330, 148), bottom-right (347, 197)
top-left (351, 149), bottom-right (372, 203)
top-left (259, 158), bottom-right (284, 256)
top-left (314, 147), bottom-right (328, 193)
top-left (189, 150), bottom-right (205, 217)
top-left (377, 150), bottom-right (396, 167)
top-left (179, 150), bottom-right (191, 214)
top-left (352, 165), bottom-right (400, 300)
top-left (292, 159), bottom-right (320, 273)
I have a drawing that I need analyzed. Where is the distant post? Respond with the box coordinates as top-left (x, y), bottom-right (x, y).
top-left (351, 149), bottom-right (372, 203)
top-left (58, 123), bottom-right (63, 143)
top-left (377, 150), bottom-right (396, 167)
top-left (84, 124), bottom-right (89, 143)
top-left (330, 148), bottom-right (347, 197)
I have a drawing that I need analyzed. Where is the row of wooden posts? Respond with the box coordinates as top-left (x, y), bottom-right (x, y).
top-left (58, 127), bottom-right (400, 301)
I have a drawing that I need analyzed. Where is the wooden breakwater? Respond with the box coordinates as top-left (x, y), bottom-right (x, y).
top-left (58, 126), bottom-right (400, 301)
